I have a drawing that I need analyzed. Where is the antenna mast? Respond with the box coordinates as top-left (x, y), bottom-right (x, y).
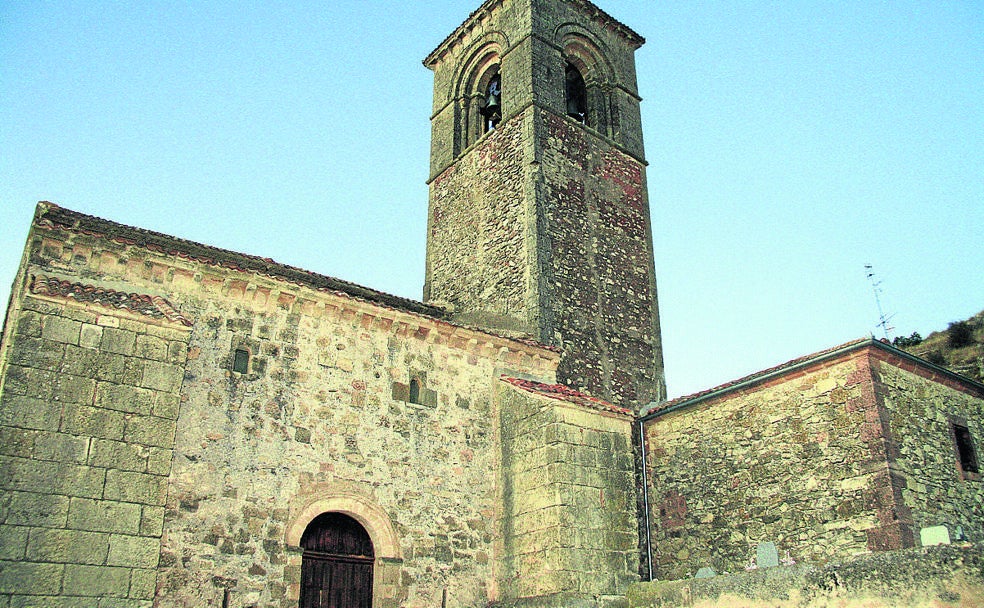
top-left (864, 264), bottom-right (894, 340)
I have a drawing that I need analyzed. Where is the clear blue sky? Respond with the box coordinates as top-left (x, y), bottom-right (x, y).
top-left (2, 1), bottom-right (982, 399)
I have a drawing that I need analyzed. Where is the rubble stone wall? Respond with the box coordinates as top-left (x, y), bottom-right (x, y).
top-left (642, 353), bottom-right (883, 581)
top-left (1, 212), bottom-right (561, 608)
top-left (872, 355), bottom-right (984, 540)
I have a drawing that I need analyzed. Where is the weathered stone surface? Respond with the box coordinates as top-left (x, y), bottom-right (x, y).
top-left (626, 544), bottom-right (984, 608)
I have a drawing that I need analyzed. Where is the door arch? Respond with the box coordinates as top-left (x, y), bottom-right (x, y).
top-left (299, 512), bottom-right (375, 608)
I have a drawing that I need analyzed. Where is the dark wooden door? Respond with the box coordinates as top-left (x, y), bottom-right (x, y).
top-left (299, 513), bottom-right (374, 608)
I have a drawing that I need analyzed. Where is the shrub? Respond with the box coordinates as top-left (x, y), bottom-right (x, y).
top-left (948, 321), bottom-right (975, 348)
top-left (926, 351), bottom-right (947, 366)
top-left (892, 332), bottom-right (922, 348)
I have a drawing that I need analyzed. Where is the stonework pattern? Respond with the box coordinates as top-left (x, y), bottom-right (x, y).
top-left (0, 289), bottom-right (189, 607)
top-left (643, 347), bottom-right (984, 582)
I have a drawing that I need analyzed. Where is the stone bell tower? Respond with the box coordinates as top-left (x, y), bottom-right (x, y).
top-left (423, 0), bottom-right (665, 409)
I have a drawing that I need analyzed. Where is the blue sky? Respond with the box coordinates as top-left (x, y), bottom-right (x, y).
top-left (2, 1), bottom-right (982, 399)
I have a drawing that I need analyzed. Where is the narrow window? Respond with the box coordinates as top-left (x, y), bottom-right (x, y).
top-left (565, 63), bottom-right (588, 124)
top-left (481, 73), bottom-right (502, 133)
top-left (953, 423), bottom-right (979, 474)
top-left (409, 378), bottom-right (421, 404)
top-left (233, 348), bottom-right (250, 374)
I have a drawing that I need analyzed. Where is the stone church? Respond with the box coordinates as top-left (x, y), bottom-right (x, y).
top-left (0, 1), bottom-right (981, 606)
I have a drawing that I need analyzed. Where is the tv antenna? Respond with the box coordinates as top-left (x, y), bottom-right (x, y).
top-left (864, 264), bottom-right (894, 340)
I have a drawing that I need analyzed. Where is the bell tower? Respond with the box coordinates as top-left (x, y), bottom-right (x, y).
top-left (424, 0), bottom-right (665, 408)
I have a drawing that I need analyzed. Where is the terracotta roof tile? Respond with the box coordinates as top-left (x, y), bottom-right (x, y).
top-left (30, 275), bottom-right (193, 327)
top-left (502, 376), bottom-right (632, 415)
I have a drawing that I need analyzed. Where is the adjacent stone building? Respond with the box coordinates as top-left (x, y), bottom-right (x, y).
top-left (0, 0), bottom-right (981, 607)
top-left (641, 339), bottom-right (984, 582)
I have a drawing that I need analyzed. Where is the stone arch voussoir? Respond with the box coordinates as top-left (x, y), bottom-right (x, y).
top-left (286, 493), bottom-right (401, 560)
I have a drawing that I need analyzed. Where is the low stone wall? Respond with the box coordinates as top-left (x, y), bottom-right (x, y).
top-left (625, 544), bottom-right (984, 608)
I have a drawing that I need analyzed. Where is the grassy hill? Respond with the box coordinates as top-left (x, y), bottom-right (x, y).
top-left (894, 309), bottom-right (984, 384)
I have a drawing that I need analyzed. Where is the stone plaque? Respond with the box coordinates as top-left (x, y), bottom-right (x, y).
top-left (756, 541), bottom-right (779, 568)
top-left (920, 525), bottom-right (951, 547)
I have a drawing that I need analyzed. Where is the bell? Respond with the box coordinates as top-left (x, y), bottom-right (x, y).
top-left (483, 88), bottom-right (501, 119)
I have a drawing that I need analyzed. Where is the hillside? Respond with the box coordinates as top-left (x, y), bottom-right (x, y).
top-left (894, 309), bottom-right (984, 384)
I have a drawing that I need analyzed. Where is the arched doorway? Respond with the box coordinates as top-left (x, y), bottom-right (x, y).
top-left (299, 512), bottom-right (375, 608)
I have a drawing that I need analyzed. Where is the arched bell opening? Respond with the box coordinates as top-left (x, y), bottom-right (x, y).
top-left (299, 512), bottom-right (375, 608)
top-left (565, 63), bottom-right (588, 125)
top-left (481, 71), bottom-right (502, 133)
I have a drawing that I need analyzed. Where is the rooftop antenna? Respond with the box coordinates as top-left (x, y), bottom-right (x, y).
top-left (865, 264), bottom-right (895, 340)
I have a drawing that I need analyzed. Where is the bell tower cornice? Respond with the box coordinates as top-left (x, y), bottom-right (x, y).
top-left (424, 0), bottom-right (644, 70)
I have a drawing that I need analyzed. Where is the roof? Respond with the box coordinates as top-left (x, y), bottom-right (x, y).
top-left (30, 274), bottom-right (194, 327)
top-left (424, 0), bottom-right (644, 68)
top-left (34, 202), bottom-right (448, 320)
top-left (502, 376), bottom-right (632, 416)
top-left (642, 338), bottom-right (984, 421)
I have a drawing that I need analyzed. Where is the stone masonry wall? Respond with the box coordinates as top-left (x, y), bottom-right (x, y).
top-left (872, 356), bottom-right (984, 541)
top-left (498, 384), bottom-right (638, 606)
top-left (538, 111), bottom-right (664, 407)
top-left (9, 211), bottom-right (561, 607)
top-left (425, 0), bottom-right (665, 410)
top-left (426, 111), bottom-right (537, 335)
top-left (0, 292), bottom-right (189, 607)
top-left (643, 354), bottom-right (885, 581)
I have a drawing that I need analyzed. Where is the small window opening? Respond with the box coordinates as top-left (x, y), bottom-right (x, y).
top-left (481, 73), bottom-right (502, 132)
top-left (233, 348), bottom-right (250, 374)
top-left (953, 423), bottom-right (979, 473)
top-left (409, 378), bottom-right (421, 404)
top-left (565, 63), bottom-right (588, 124)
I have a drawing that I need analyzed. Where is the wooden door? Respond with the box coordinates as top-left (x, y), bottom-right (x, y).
top-left (299, 513), bottom-right (374, 608)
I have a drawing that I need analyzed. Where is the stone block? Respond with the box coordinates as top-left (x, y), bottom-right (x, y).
top-left (107, 535), bottom-right (160, 569)
top-left (41, 316), bottom-right (81, 345)
top-left (0, 457), bottom-right (104, 499)
top-left (79, 323), bottom-right (103, 348)
top-left (67, 498), bottom-right (141, 535)
top-left (52, 374), bottom-right (97, 405)
top-left (60, 403), bottom-right (124, 440)
top-left (104, 470), bottom-right (167, 506)
top-left (134, 334), bottom-right (168, 361)
top-left (9, 337), bottom-right (65, 371)
top-left (33, 431), bottom-right (89, 464)
top-left (15, 310), bottom-right (42, 337)
top-left (2, 366), bottom-right (55, 400)
top-left (62, 564), bottom-right (130, 597)
top-left (100, 328), bottom-right (136, 356)
top-left (61, 345), bottom-right (125, 382)
top-left (120, 358), bottom-right (145, 386)
top-left (0, 396), bottom-right (62, 432)
top-left (151, 393), bottom-right (180, 420)
top-left (695, 566), bottom-right (717, 578)
top-left (145, 447), bottom-right (172, 476)
top-left (0, 560), bottom-right (64, 594)
top-left (0, 427), bottom-right (37, 457)
top-left (139, 506), bottom-right (165, 538)
top-left (138, 361), bottom-right (183, 393)
top-left (128, 568), bottom-right (157, 600)
top-left (89, 439), bottom-right (147, 473)
top-left (0, 525), bottom-right (29, 560)
top-left (166, 340), bottom-right (188, 365)
top-left (3, 491), bottom-right (70, 527)
top-left (123, 415), bottom-right (175, 449)
top-left (94, 384), bottom-right (155, 416)
top-left (26, 527), bottom-right (111, 565)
